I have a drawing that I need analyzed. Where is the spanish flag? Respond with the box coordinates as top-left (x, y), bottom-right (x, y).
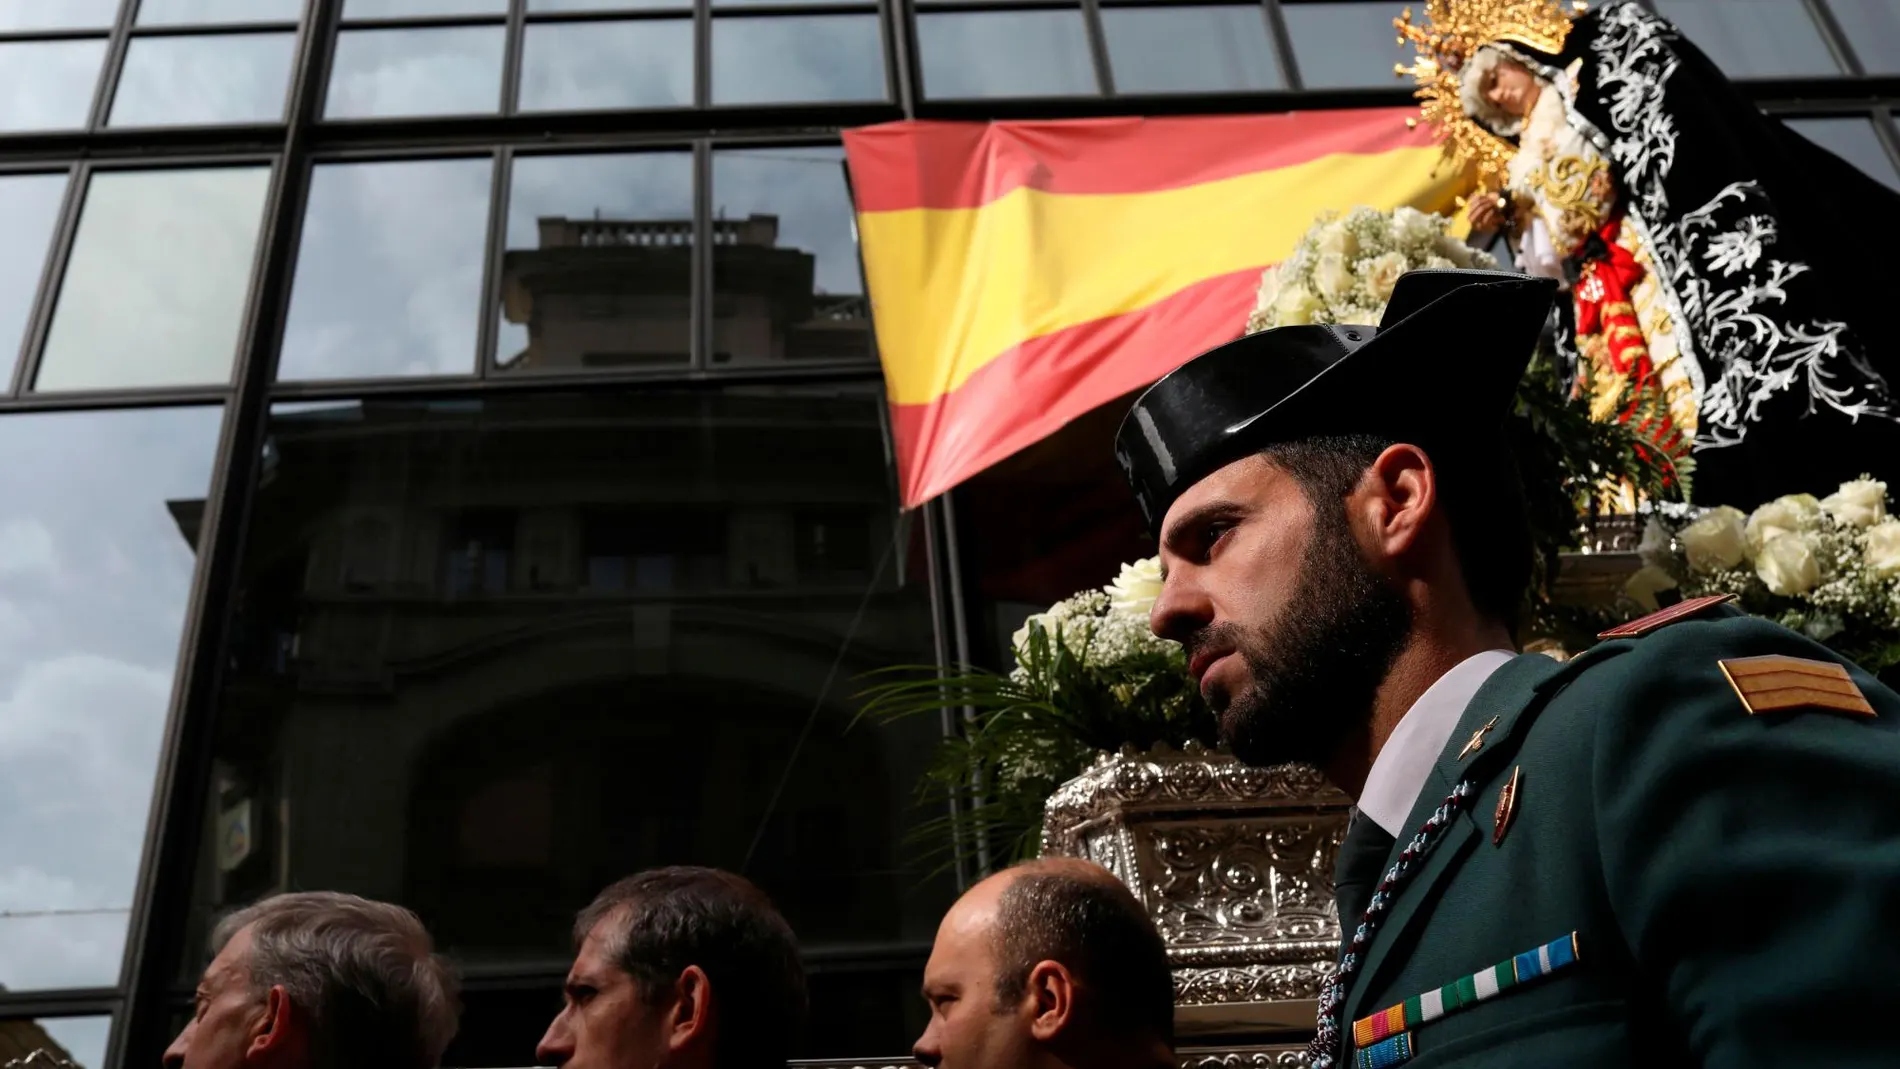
top-left (843, 109), bottom-right (1469, 508)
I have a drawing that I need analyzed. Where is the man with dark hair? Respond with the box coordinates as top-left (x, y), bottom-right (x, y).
top-left (912, 858), bottom-right (1173, 1069)
top-left (1115, 268), bottom-right (1900, 1068)
top-left (163, 891), bottom-right (459, 1069)
top-left (536, 867), bottom-right (806, 1069)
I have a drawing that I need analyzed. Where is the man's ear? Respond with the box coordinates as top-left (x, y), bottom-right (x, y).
top-left (1024, 960), bottom-right (1076, 1042)
top-left (664, 966), bottom-right (715, 1054)
top-left (1357, 444), bottom-right (1437, 562)
top-left (245, 986), bottom-right (305, 1063)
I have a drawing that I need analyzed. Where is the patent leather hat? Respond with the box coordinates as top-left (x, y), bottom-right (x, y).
top-left (1113, 268), bottom-right (1558, 530)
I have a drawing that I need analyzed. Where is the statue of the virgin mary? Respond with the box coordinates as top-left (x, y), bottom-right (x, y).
top-left (1402, 0), bottom-right (1900, 509)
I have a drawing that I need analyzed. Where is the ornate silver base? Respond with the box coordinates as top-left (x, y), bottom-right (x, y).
top-left (1040, 741), bottom-right (1350, 1048)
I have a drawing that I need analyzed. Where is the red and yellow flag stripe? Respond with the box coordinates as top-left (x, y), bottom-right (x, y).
top-left (843, 110), bottom-right (1469, 508)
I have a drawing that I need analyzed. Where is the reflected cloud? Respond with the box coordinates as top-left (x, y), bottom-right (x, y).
top-left (915, 11), bottom-right (1096, 99)
top-left (0, 40), bottom-right (108, 133)
top-left (0, 0), bottom-right (119, 31)
top-left (518, 20), bottom-right (693, 111)
top-left (279, 158), bottom-right (492, 381)
top-left (137, 0), bottom-right (303, 24)
top-left (0, 407), bottom-right (222, 992)
top-left (711, 15), bottom-right (886, 105)
top-left (110, 32), bottom-right (296, 127)
top-left (37, 167), bottom-right (270, 392)
top-left (0, 173), bottom-right (67, 385)
top-left (326, 26), bottom-right (504, 120)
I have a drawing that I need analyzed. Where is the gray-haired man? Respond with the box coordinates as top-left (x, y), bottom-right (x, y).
top-left (164, 891), bottom-right (459, 1069)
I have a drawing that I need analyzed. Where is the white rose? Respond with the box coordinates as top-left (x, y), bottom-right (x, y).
top-left (1315, 221), bottom-right (1360, 258)
top-left (1864, 519), bottom-right (1900, 578)
top-left (1010, 612), bottom-right (1050, 655)
top-left (1391, 205), bottom-right (1441, 247)
top-left (1252, 265), bottom-right (1282, 315)
top-left (1678, 505), bottom-right (1747, 573)
top-left (1744, 493), bottom-right (1822, 557)
top-left (1274, 284), bottom-right (1322, 326)
top-left (1822, 478), bottom-right (1888, 528)
top-left (1364, 251), bottom-right (1410, 305)
top-left (1104, 557), bottom-right (1164, 619)
top-left (1623, 565), bottom-right (1679, 613)
top-left (1755, 533), bottom-right (1822, 596)
top-left (1314, 252), bottom-right (1356, 304)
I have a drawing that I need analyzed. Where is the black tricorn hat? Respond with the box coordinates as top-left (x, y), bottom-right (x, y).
top-left (1114, 268), bottom-right (1558, 530)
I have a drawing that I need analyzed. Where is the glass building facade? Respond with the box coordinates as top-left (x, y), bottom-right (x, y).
top-left (0, 0), bottom-right (1894, 1065)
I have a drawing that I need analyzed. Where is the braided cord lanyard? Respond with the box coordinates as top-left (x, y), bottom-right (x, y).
top-left (1310, 780), bottom-right (1476, 1069)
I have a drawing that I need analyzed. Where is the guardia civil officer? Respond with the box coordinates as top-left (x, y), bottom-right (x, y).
top-left (1114, 268), bottom-right (1900, 1069)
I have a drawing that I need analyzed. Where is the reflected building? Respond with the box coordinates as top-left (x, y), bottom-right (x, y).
top-left (169, 390), bottom-right (946, 1040)
top-left (498, 212), bottom-right (870, 372)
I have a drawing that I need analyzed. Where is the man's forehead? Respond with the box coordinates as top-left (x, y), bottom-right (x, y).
top-left (205, 924), bottom-right (254, 988)
top-left (1161, 455), bottom-right (1295, 533)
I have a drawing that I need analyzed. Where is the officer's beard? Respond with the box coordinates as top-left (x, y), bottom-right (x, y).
top-left (1196, 500), bottom-right (1414, 770)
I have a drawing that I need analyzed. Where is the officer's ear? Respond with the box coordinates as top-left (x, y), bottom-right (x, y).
top-left (1024, 960), bottom-right (1076, 1042)
top-left (244, 986), bottom-right (308, 1064)
top-left (1353, 443), bottom-right (1438, 566)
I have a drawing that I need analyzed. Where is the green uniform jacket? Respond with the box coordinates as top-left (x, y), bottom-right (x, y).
top-left (1336, 605), bottom-right (1900, 1068)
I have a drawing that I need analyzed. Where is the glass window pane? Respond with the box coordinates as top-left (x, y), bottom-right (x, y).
top-left (0, 0), bottom-right (119, 30)
top-left (1103, 5), bottom-right (1283, 93)
top-left (917, 11), bottom-right (1096, 99)
top-left (1825, 0), bottom-right (1900, 74)
top-left (712, 16), bottom-right (885, 105)
top-left (178, 389), bottom-right (953, 982)
top-left (137, 0), bottom-right (302, 23)
top-left (495, 153), bottom-right (694, 374)
top-left (279, 158), bottom-right (491, 381)
top-left (1281, 1), bottom-right (1409, 89)
top-left (1653, 0), bottom-right (1839, 78)
top-left (109, 32), bottom-right (295, 127)
top-left (711, 147), bottom-right (871, 366)
top-left (326, 27), bottom-right (504, 119)
top-left (37, 168), bottom-right (269, 392)
top-left (532, 0), bottom-right (684, 8)
top-left (518, 20), bottom-right (693, 111)
top-left (1788, 117), bottom-right (1900, 191)
top-left (0, 407), bottom-right (222, 991)
top-left (0, 40), bottom-right (108, 133)
top-left (0, 174), bottom-right (67, 389)
top-left (1, 1016), bottom-right (112, 1068)
top-left (343, 0), bottom-right (506, 15)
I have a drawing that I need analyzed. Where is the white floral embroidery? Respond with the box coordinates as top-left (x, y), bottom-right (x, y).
top-left (1589, 4), bottom-right (1896, 449)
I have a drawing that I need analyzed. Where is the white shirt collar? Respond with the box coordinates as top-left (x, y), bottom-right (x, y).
top-left (1357, 650), bottom-right (1517, 837)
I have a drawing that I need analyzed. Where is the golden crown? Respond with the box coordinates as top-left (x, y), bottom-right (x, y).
top-left (1394, 0), bottom-right (1585, 193)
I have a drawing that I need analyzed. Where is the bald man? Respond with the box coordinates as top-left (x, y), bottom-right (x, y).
top-left (913, 859), bottom-right (1175, 1069)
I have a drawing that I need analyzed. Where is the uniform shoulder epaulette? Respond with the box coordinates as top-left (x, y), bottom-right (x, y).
top-left (1597, 593), bottom-right (1738, 640)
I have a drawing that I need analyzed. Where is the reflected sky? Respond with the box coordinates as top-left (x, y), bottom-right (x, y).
top-left (326, 26), bottom-right (504, 119)
top-left (0, 406), bottom-right (222, 992)
top-left (137, 0), bottom-right (303, 23)
top-left (1788, 117), bottom-right (1900, 191)
top-left (38, 167), bottom-right (269, 392)
top-left (110, 32), bottom-right (296, 127)
top-left (35, 1016), bottom-right (112, 1069)
top-left (916, 11), bottom-right (1096, 99)
top-left (0, 0), bottom-right (119, 30)
top-left (1102, 6), bottom-right (1283, 94)
top-left (495, 152), bottom-right (694, 369)
top-left (1829, 0), bottom-right (1900, 73)
top-left (518, 20), bottom-right (693, 111)
top-left (1279, 1), bottom-right (1410, 89)
top-left (0, 174), bottom-right (67, 389)
top-left (0, 40), bottom-right (108, 133)
top-left (279, 158), bottom-right (492, 381)
top-left (344, 0), bottom-right (507, 15)
top-left (1653, 0), bottom-right (1838, 78)
top-left (711, 15), bottom-right (886, 105)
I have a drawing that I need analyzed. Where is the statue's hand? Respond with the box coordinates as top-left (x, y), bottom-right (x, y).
top-left (1467, 194), bottom-right (1507, 233)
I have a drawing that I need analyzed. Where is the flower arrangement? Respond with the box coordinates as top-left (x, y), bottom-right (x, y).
top-left (1247, 206), bottom-right (1498, 332)
top-left (1634, 478), bottom-right (1900, 672)
top-left (856, 558), bottom-right (1217, 871)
